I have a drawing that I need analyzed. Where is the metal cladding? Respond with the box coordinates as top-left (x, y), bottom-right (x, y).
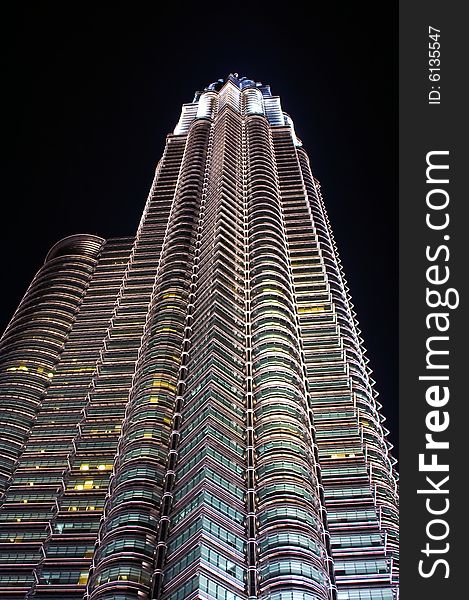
top-left (0, 75), bottom-right (398, 600)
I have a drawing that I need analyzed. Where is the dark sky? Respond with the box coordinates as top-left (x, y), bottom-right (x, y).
top-left (1, 4), bottom-right (398, 453)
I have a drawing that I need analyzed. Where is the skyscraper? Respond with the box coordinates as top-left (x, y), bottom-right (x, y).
top-left (0, 74), bottom-right (398, 600)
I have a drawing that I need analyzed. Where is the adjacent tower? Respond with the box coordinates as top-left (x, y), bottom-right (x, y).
top-left (0, 75), bottom-right (399, 600)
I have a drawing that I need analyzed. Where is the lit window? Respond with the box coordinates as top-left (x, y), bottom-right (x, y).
top-left (78, 572), bottom-right (89, 585)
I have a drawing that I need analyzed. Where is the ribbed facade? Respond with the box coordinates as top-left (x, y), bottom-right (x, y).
top-left (0, 74), bottom-right (398, 600)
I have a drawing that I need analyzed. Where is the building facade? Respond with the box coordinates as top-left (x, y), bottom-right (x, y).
top-left (0, 75), bottom-right (398, 600)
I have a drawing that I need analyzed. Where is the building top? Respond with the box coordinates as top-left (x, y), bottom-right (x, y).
top-left (200, 73), bottom-right (272, 98)
top-left (176, 73), bottom-right (301, 146)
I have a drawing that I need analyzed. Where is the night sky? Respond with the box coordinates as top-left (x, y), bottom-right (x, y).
top-left (2, 4), bottom-right (398, 453)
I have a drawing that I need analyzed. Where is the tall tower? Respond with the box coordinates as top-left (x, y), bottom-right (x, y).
top-left (0, 75), bottom-right (398, 600)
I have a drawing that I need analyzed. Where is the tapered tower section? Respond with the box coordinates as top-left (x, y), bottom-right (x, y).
top-left (0, 75), bottom-right (398, 600)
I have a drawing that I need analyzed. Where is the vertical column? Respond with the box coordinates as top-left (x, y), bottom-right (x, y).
top-left (158, 106), bottom-right (248, 600)
top-left (246, 115), bottom-right (334, 600)
top-left (242, 92), bottom-right (259, 600)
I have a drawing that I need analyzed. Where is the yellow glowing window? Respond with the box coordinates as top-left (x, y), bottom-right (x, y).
top-left (80, 464), bottom-right (90, 471)
top-left (144, 433), bottom-right (152, 438)
top-left (6, 365), bottom-right (29, 372)
top-left (298, 306), bottom-right (325, 313)
top-left (119, 575), bottom-right (128, 581)
top-left (114, 425), bottom-right (121, 430)
top-left (37, 367), bottom-right (44, 373)
top-left (97, 464), bottom-right (112, 471)
top-left (163, 417), bottom-right (171, 425)
top-left (83, 480), bottom-right (94, 489)
top-left (330, 453), bottom-right (346, 459)
top-left (74, 484), bottom-right (84, 491)
top-left (86, 506), bottom-right (96, 511)
top-left (153, 380), bottom-right (176, 392)
top-left (48, 372), bottom-right (54, 378)
top-left (22, 499), bottom-right (28, 504)
top-left (78, 572), bottom-right (89, 585)
top-left (16, 518), bottom-right (21, 522)
top-left (68, 506), bottom-right (78, 512)
top-left (150, 397), bottom-right (159, 404)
